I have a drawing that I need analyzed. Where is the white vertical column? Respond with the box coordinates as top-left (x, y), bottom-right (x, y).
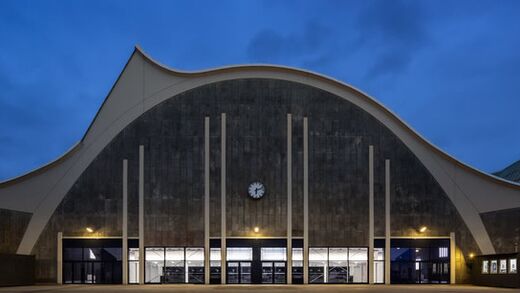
top-left (368, 145), bottom-right (374, 284)
top-left (450, 232), bottom-right (456, 284)
top-left (287, 113), bottom-right (293, 284)
top-left (385, 159), bottom-right (391, 284)
top-left (220, 113), bottom-right (227, 284)
top-left (57, 232), bottom-right (62, 285)
top-left (303, 117), bottom-right (309, 285)
top-left (122, 159), bottom-right (128, 285)
top-left (138, 145), bottom-right (144, 285)
top-left (204, 117), bottom-right (210, 285)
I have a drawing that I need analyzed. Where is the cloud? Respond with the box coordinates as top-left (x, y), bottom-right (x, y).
top-left (355, 0), bottom-right (430, 78)
top-left (246, 21), bottom-right (333, 66)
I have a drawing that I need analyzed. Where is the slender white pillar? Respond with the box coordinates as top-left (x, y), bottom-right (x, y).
top-left (57, 231), bottom-right (63, 284)
top-left (220, 113), bottom-right (227, 284)
top-left (450, 232), bottom-right (456, 284)
top-left (368, 146), bottom-right (374, 284)
top-left (303, 117), bottom-right (309, 284)
top-left (385, 159), bottom-right (391, 284)
top-left (287, 113), bottom-right (293, 284)
top-left (138, 145), bottom-right (144, 284)
top-left (204, 117), bottom-right (210, 284)
top-left (122, 159), bottom-right (128, 285)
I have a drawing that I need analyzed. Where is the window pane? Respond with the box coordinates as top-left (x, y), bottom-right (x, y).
top-left (129, 261), bottom-right (139, 284)
top-left (374, 261), bottom-right (384, 283)
top-left (349, 248), bottom-right (368, 283)
top-left (500, 259), bottom-right (507, 274)
top-left (510, 259), bottom-right (517, 274)
top-left (374, 248), bottom-right (384, 261)
top-left (292, 248), bottom-right (303, 267)
top-left (186, 248), bottom-right (204, 284)
top-left (166, 248), bottom-right (185, 266)
top-left (145, 248), bottom-right (164, 283)
top-left (103, 248), bottom-right (122, 261)
top-left (227, 247), bottom-right (253, 261)
top-left (328, 248), bottom-right (348, 283)
top-left (261, 247), bottom-right (286, 261)
top-left (309, 248), bottom-right (327, 283)
top-left (210, 248), bottom-right (221, 267)
top-left (129, 248), bottom-right (139, 261)
top-left (84, 248), bottom-right (102, 261)
top-left (490, 260), bottom-right (498, 274)
top-left (349, 248), bottom-right (368, 261)
top-left (482, 260), bottom-right (489, 274)
top-left (64, 248), bottom-right (83, 261)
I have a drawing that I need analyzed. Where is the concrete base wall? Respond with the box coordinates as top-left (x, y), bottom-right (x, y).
top-left (0, 254), bottom-right (35, 287)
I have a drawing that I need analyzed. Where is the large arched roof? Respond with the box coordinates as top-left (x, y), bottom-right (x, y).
top-left (1, 46), bottom-right (519, 255)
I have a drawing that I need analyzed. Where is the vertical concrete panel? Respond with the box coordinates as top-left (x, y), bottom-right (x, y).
top-left (385, 159), bottom-right (391, 284)
top-left (220, 113), bottom-right (227, 284)
top-left (204, 117), bottom-right (210, 284)
top-left (303, 117), bottom-right (309, 284)
top-left (368, 145), bottom-right (374, 284)
top-left (138, 145), bottom-right (144, 284)
top-left (56, 232), bottom-right (62, 285)
top-left (287, 113), bottom-right (293, 284)
top-left (122, 159), bottom-right (128, 285)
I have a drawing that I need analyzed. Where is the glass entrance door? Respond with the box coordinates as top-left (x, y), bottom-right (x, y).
top-left (261, 261), bottom-right (286, 284)
top-left (227, 261), bottom-right (251, 284)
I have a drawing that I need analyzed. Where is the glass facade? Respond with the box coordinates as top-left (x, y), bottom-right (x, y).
top-left (373, 248), bottom-right (385, 284)
top-left (62, 238), bottom-right (455, 285)
top-left (62, 239), bottom-right (122, 284)
top-left (309, 247), bottom-right (368, 284)
top-left (128, 248), bottom-right (139, 284)
top-left (210, 248), bottom-right (221, 284)
top-left (390, 239), bottom-right (450, 284)
top-left (144, 247), bottom-right (204, 284)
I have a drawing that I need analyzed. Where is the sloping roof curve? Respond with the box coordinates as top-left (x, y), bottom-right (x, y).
top-left (1, 46), bottom-right (519, 255)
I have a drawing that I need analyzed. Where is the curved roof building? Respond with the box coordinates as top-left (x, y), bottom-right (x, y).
top-left (1, 47), bottom-right (519, 285)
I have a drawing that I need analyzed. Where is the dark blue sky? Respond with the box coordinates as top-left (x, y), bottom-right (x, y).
top-left (1, 0), bottom-right (519, 181)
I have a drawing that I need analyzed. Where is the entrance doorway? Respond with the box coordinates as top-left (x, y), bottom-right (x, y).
top-left (262, 261), bottom-right (286, 284)
top-left (225, 239), bottom-right (287, 284)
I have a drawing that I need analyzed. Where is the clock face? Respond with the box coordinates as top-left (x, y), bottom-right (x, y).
top-left (248, 182), bottom-right (265, 199)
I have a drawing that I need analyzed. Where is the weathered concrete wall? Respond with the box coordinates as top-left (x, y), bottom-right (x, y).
top-left (481, 207), bottom-right (520, 253)
top-left (0, 208), bottom-right (31, 254)
top-left (31, 78), bottom-right (479, 283)
top-left (0, 254), bottom-right (34, 286)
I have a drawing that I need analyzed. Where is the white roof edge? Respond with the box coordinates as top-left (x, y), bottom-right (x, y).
top-left (135, 45), bottom-right (520, 190)
top-left (2, 45), bottom-right (519, 190)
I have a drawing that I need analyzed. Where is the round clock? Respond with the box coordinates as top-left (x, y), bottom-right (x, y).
top-left (248, 182), bottom-right (265, 199)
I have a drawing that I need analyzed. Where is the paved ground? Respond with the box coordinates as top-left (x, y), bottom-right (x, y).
top-left (0, 285), bottom-right (517, 293)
